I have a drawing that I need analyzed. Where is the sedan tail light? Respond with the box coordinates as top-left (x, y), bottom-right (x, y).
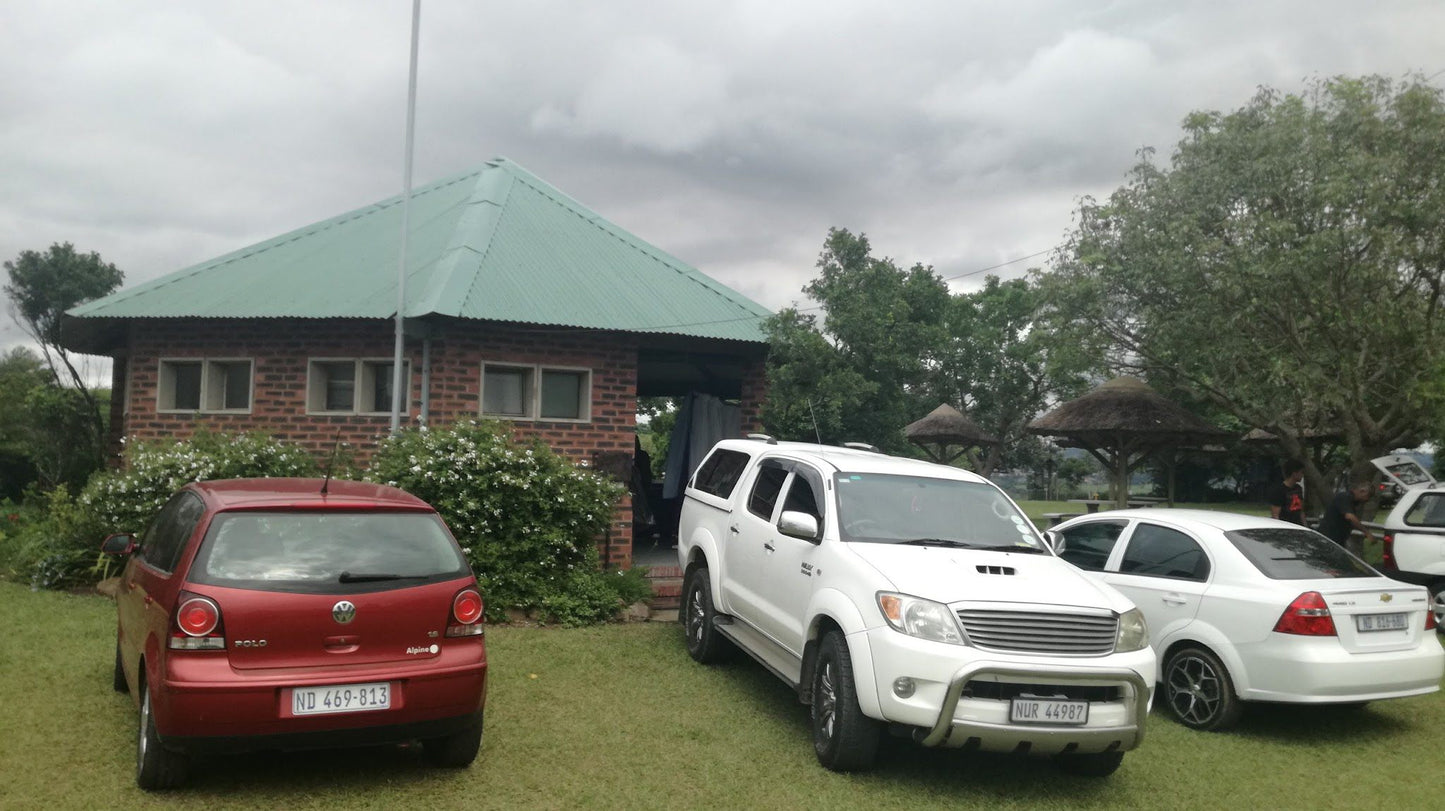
top-left (170, 592), bottom-right (226, 650)
top-left (1273, 591), bottom-right (1336, 636)
top-left (446, 588), bottom-right (485, 638)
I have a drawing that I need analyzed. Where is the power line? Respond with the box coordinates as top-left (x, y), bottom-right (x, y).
top-left (941, 247), bottom-right (1055, 283)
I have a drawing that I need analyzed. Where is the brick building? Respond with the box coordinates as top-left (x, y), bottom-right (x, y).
top-left (62, 158), bottom-right (770, 568)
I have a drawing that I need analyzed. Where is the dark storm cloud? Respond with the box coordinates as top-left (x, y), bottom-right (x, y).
top-left (2, 0), bottom-right (1442, 355)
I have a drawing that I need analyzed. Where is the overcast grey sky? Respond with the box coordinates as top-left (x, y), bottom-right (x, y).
top-left (2, 0), bottom-right (1442, 357)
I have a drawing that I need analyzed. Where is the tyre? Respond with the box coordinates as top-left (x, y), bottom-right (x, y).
top-left (136, 679), bottom-right (189, 790)
top-left (1163, 646), bottom-right (1242, 731)
top-left (1055, 750), bottom-right (1125, 777)
top-left (113, 640), bottom-right (128, 693)
top-left (810, 630), bottom-right (880, 771)
top-left (423, 714), bottom-right (484, 768)
top-left (682, 567), bottom-right (732, 664)
top-left (1430, 581), bottom-right (1445, 635)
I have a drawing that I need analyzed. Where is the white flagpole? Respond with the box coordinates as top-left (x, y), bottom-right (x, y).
top-left (390, 0), bottom-right (421, 434)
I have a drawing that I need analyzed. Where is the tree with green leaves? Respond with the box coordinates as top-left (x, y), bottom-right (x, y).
top-left (762, 228), bottom-right (948, 452)
top-left (0, 347), bottom-right (48, 497)
top-left (4, 242), bottom-right (124, 468)
top-left (928, 276), bottom-right (1096, 476)
top-left (1043, 75), bottom-right (1445, 504)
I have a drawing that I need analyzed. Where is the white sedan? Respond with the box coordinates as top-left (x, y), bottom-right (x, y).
top-left (1049, 509), bottom-right (1443, 730)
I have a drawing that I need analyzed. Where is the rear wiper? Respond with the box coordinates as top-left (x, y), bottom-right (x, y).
top-left (339, 571), bottom-right (425, 583)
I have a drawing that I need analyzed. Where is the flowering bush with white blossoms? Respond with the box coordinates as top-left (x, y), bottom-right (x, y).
top-left (366, 420), bottom-right (628, 624)
top-left (1, 430), bottom-right (318, 590)
top-left (82, 429), bottom-right (318, 537)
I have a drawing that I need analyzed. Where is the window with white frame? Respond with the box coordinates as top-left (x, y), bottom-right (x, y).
top-left (158, 358), bottom-right (253, 413)
top-left (307, 358), bottom-right (410, 415)
top-left (481, 363), bottom-right (590, 421)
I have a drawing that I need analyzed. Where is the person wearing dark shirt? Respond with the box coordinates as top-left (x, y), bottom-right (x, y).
top-left (1267, 460), bottom-right (1306, 525)
top-left (1317, 480), bottom-right (1375, 557)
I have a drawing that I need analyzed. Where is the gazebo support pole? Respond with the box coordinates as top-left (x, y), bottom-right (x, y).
top-left (1115, 434), bottom-right (1130, 509)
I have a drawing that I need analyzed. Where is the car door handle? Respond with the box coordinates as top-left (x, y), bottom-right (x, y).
top-left (1162, 594), bottom-right (1188, 606)
top-left (763, 542), bottom-right (775, 552)
top-left (729, 524), bottom-right (740, 534)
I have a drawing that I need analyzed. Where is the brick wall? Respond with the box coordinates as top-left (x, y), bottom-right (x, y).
top-left (738, 355), bottom-right (768, 434)
top-left (119, 318), bottom-right (640, 562)
top-left (114, 318), bottom-right (763, 568)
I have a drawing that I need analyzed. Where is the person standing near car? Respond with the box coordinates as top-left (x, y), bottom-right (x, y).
top-left (1267, 459), bottom-right (1307, 525)
top-left (1318, 480), bottom-right (1375, 557)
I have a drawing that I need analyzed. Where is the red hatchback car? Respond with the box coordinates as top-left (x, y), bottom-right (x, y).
top-left (103, 478), bottom-right (488, 790)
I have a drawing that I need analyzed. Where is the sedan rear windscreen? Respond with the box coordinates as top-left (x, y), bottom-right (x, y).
top-left (1223, 527), bottom-right (1375, 579)
top-left (188, 511), bottom-right (470, 594)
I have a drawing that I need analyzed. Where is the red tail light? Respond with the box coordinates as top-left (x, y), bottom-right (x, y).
top-left (1380, 534), bottom-right (1397, 571)
top-left (447, 588), bottom-right (485, 638)
top-left (170, 592), bottom-right (226, 650)
top-left (1427, 608), bottom-right (1437, 631)
top-left (1273, 591), bottom-right (1336, 636)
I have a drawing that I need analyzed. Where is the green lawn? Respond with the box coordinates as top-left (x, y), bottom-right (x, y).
top-left (2, 581), bottom-right (1440, 809)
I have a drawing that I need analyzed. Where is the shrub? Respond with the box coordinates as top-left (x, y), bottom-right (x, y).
top-left (366, 420), bottom-right (626, 623)
top-left (82, 429), bottom-right (318, 536)
top-left (0, 487), bottom-right (107, 589)
top-left (0, 430), bottom-right (320, 590)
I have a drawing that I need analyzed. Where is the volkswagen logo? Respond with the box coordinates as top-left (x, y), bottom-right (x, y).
top-left (332, 600), bottom-right (357, 624)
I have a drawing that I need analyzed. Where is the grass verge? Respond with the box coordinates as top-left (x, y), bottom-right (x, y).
top-left (1, 581), bottom-right (1439, 809)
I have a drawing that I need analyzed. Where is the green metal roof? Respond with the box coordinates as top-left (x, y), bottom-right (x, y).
top-left (67, 157), bottom-right (771, 344)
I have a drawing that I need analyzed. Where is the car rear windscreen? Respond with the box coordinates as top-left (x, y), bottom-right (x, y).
top-left (1223, 527), bottom-right (1375, 579)
top-left (1385, 461), bottom-right (1432, 486)
top-left (1404, 493), bottom-right (1445, 527)
top-left (188, 511), bottom-right (470, 594)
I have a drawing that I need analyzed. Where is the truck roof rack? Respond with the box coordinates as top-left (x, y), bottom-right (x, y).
top-left (842, 441), bottom-right (882, 453)
top-left (746, 433), bottom-right (778, 445)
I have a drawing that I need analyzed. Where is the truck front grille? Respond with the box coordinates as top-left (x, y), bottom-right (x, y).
top-left (954, 609), bottom-right (1118, 655)
top-left (963, 680), bottom-right (1122, 703)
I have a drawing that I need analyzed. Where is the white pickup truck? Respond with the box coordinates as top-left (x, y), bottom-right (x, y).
top-left (1371, 454), bottom-right (1445, 630)
top-left (677, 437), bottom-right (1156, 776)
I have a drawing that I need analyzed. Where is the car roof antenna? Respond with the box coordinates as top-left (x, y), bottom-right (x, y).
top-left (807, 399), bottom-right (822, 444)
top-left (320, 428), bottom-right (344, 496)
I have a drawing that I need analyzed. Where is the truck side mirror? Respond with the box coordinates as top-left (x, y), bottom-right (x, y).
top-left (100, 533), bottom-right (137, 556)
top-left (778, 511), bottom-right (820, 542)
top-left (1042, 530), bottom-right (1064, 553)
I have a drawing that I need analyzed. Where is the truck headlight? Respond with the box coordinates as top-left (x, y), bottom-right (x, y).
top-left (1115, 608), bottom-right (1149, 652)
top-left (877, 592), bottom-right (965, 645)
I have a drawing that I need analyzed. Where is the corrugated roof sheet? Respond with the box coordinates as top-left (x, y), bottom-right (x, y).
top-left (68, 157), bottom-right (771, 343)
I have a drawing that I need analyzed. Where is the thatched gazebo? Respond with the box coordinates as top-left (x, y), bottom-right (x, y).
top-left (905, 403), bottom-right (999, 467)
top-left (1027, 376), bottom-right (1231, 507)
top-left (1242, 427), bottom-right (1343, 468)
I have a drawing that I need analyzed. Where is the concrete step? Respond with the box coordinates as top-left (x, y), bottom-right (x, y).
top-left (648, 577), bottom-right (683, 611)
top-left (643, 564), bottom-right (684, 611)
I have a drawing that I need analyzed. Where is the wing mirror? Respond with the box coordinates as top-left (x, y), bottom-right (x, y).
top-left (100, 533), bottom-right (136, 556)
top-left (1042, 530), bottom-right (1064, 553)
top-left (778, 510), bottom-right (821, 542)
